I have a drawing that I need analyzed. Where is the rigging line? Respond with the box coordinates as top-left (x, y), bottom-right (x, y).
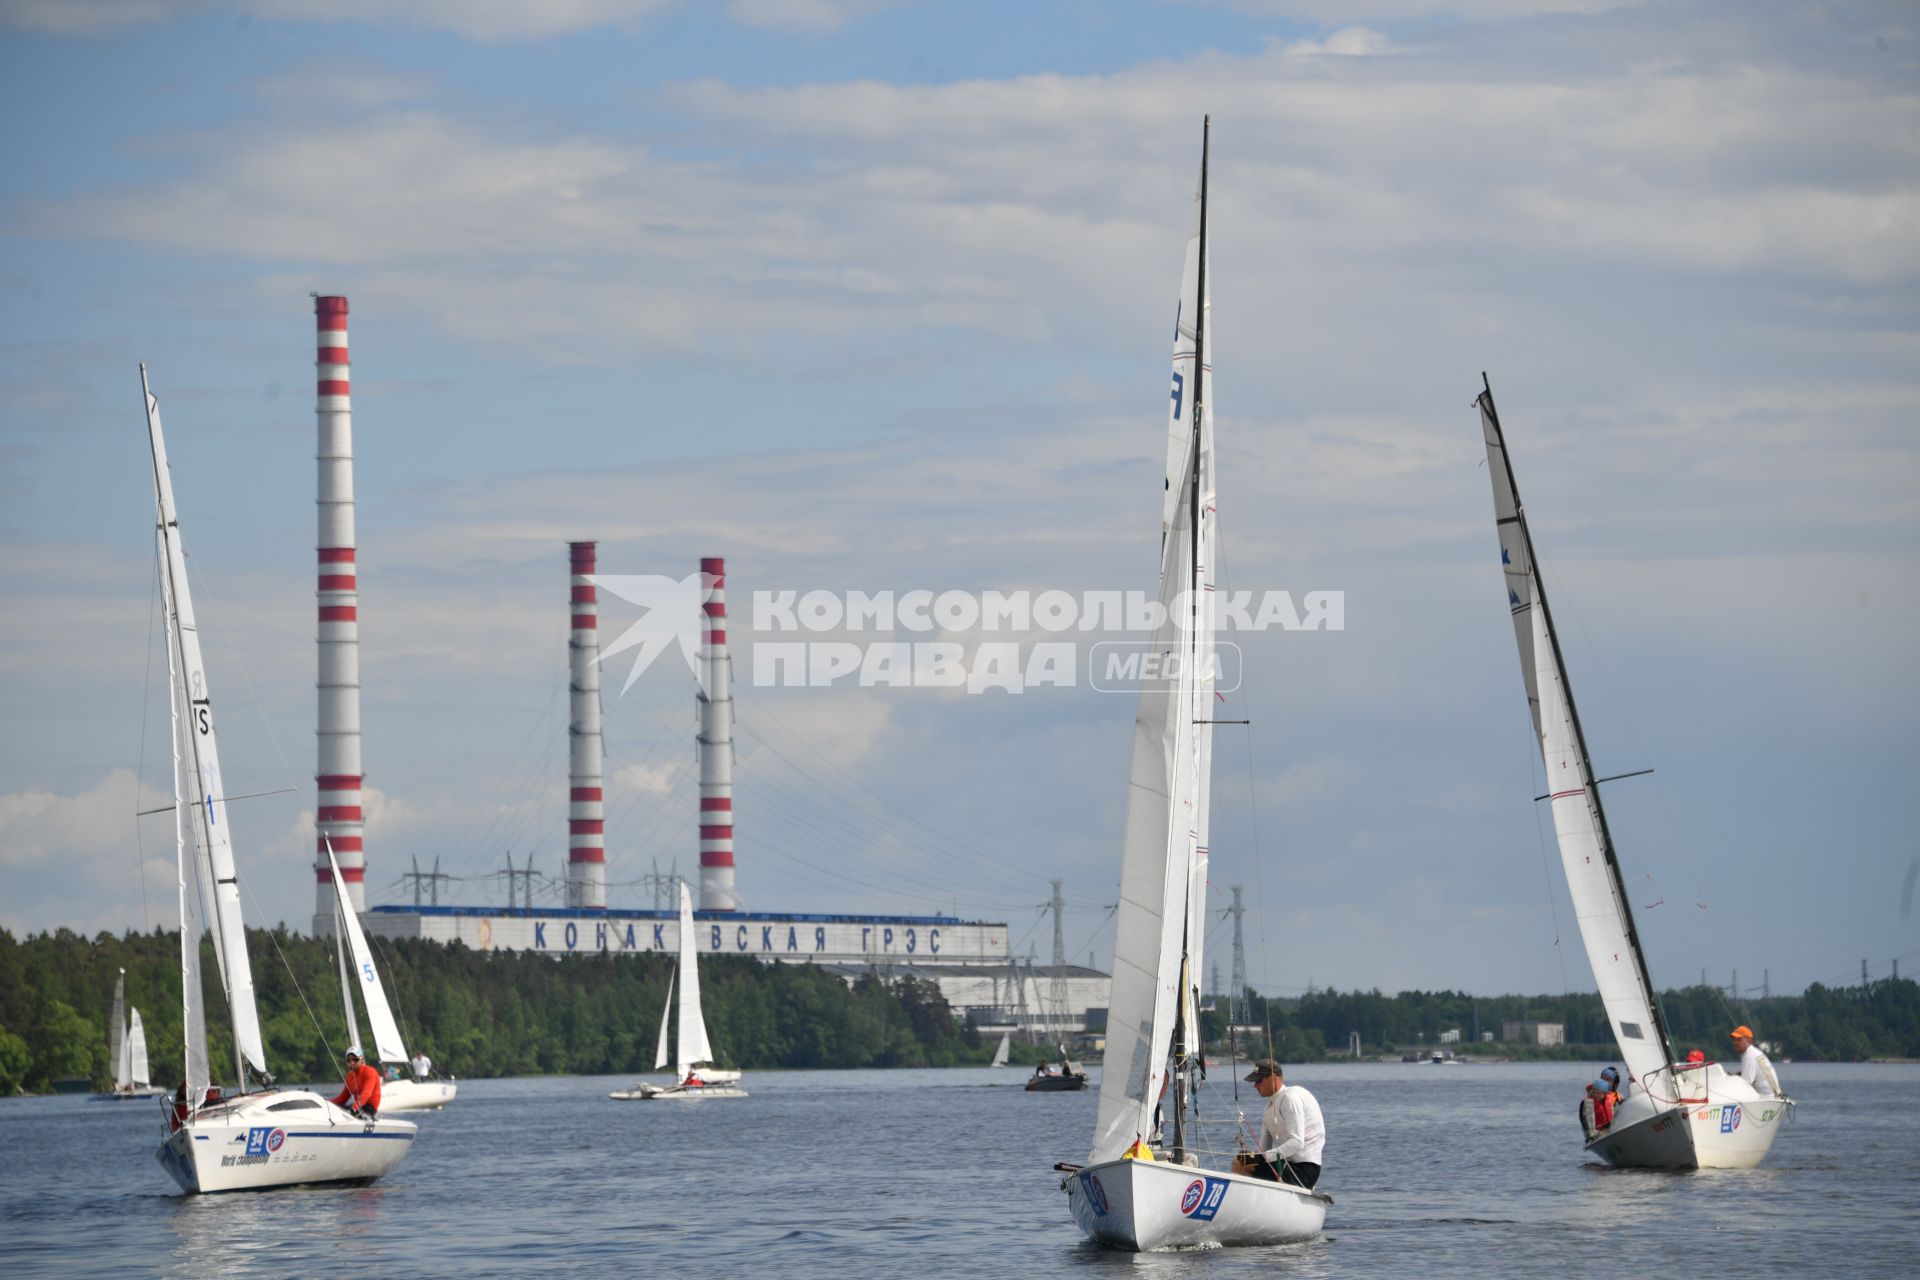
top-left (706, 785), bottom-right (990, 909)
top-left (1533, 545), bottom-right (1706, 916)
top-left (729, 681), bottom-right (1030, 876)
top-left (737, 753), bottom-right (1036, 902)
top-left (733, 724), bottom-right (1041, 901)
top-left (133, 550), bottom-right (162, 933)
top-left (1521, 696), bottom-right (1573, 998)
top-left (181, 555), bottom-right (307, 824)
top-left (237, 881), bottom-right (332, 1052)
top-left (722, 733), bottom-right (1030, 899)
top-left (440, 657), bottom-right (567, 881)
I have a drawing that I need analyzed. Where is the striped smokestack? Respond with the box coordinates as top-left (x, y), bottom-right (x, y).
top-left (313, 295), bottom-right (365, 934)
top-left (567, 541), bottom-right (607, 908)
top-left (697, 556), bottom-right (737, 910)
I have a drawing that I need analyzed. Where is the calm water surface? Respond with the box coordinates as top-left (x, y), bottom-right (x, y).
top-left (3, 1062), bottom-right (1915, 1276)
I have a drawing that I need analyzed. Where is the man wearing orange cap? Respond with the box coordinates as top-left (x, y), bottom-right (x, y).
top-left (1729, 1026), bottom-right (1780, 1098)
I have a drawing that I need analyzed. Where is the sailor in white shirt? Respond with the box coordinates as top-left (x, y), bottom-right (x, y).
top-left (1231, 1059), bottom-right (1325, 1189)
top-left (1729, 1026), bottom-right (1781, 1098)
top-left (410, 1049), bottom-right (433, 1081)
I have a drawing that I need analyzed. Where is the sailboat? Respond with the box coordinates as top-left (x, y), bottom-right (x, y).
top-left (1475, 374), bottom-right (1793, 1170)
top-left (92, 970), bottom-right (164, 1099)
top-left (991, 1032), bottom-right (1011, 1068)
top-left (324, 846), bottom-right (457, 1111)
top-left (141, 366), bottom-right (418, 1193)
top-left (1060, 119), bottom-right (1328, 1250)
top-left (610, 882), bottom-right (746, 1099)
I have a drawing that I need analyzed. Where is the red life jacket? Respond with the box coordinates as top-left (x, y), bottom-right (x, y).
top-left (1593, 1090), bottom-right (1616, 1129)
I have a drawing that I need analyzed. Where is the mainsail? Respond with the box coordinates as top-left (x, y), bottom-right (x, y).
top-left (1477, 380), bottom-right (1674, 1086)
top-left (675, 882), bottom-right (714, 1074)
top-left (1090, 127), bottom-right (1216, 1163)
top-left (127, 1008), bottom-right (151, 1089)
top-left (108, 972), bottom-right (129, 1090)
top-left (329, 847), bottom-right (407, 1065)
top-left (653, 971), bottom-right (675, 1071)
top-left (146, 367), bottom-right (266, 1093)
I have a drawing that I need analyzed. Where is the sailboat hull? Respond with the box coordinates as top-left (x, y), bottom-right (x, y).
top-left (1586, 1067), bottom-right (1791, 1170)
top-left (610, 1082), bottom-right (748, 1100)
top-left (91, 1086), bottom-right (167, 1101)
top-left (155, 1090), bottom-right (416, 1194)
top-left (1065, 1157), bottom-right (1327, 1251)
top-left (377, 1079), bottom-right (458, 1112)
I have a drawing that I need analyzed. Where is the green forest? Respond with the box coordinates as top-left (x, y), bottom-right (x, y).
top-left (0, 926), bottom-right (997, 1094)
top-left (5, 926), bottom-right (1917, 1095)
top-left (1206, 979), bottom-right (1920, 1064)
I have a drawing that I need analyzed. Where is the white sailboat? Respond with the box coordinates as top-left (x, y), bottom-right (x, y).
top-left (1476, 375), bottom-right (1793, 1170)
top-left (325, 846), bottom-right (457, 1112)
top-left (141, 366), bottom-right (418, 1193)
top-left (93, 970), bottom-right (164, 1099)
top-left (991, 1032), bottom-right (1011, 1068)
top-left (611, 882), bottom-right (746, 1099)
top-left (1061, 120), bottom-right (1328, 1250)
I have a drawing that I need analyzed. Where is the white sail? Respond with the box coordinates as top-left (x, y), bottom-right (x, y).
top-left (1090, 149), bottom-right (1218, 1162)
top-left (128, 1008), bottom-right (151, 1088)
top-left (1091, 435), bottom-right (1202, 1163)
top-left (334, 890), bottom-right (363, 1055)
top-left (1165, 170), bottom-right (1218, 1067)
top-left (991, 1032), bottom-right (1010, 1068)
top-left (653, 971), bottom-right (675, 1071)
top-left (109, 972), bottom-right (130, 1090)
top-left (328, 848), bottom-right (407, 1065)
top-left (675, 882), bottom-right (714, 1073)
top-left (145, 369), bottom-right (268, 1084)
top-left (1479, 388), bottom-right (1671, 1086)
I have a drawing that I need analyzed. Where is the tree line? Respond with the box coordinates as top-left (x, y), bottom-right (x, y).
top-left (0, 926), bottom-right (987, 1094)
top-left (8, 926), bottom-right (1916, 1095)
top-left (1205, 978), bottom-right (1920, 1063)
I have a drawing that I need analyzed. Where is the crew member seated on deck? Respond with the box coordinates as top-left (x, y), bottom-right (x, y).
top-left (1230, 1060), bottom-right (1325, 1190)
top-left (333, 1046), bottom-right (382, 1120)
top-left (1590, 1067), bottom-right (1622, 1131)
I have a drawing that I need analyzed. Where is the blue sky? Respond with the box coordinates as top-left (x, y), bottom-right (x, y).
top-left (2, 0), bottom-right (1915, 1001)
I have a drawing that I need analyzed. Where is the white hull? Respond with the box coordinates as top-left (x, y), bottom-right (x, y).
top-left (377, 1078), bottom-right (458, 1112)
top-left (92, 1085), bottom-right (167, 1101)
top-left (1065, 1157), bottom-right (1327, 1251)
top-left (1587, 1065), bottom-right (1791, 1170)
top-left (610, 1081), bottom-right (748, 1100)
top-left (155, 1089), bottom-right (416, 1194)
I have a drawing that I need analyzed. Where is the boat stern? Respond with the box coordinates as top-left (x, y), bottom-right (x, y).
top-left (1065, 1157), bottom-right (1326, 1251)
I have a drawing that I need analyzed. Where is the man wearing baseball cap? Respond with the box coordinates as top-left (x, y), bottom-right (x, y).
top-left (1728, 1026), bottom-right (1781, 1098)
top-left (332, 1046), bottom-right (383, 1120)
top-left (1230, 1060), bottom-right (1325, 1190)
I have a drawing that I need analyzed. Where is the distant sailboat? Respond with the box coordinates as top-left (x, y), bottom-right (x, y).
top-left (611, 883), bottom-right (746, 1099)
top-left (991, 1032), bottom-right (1011, 1068)
top-left (142, 365), bottom-right (417, 1193)
top-left (92, 970), bottom-right (163, 1100)
top-left (1476, 374), bottom-right (1793, 1169)
top-left (1058, 120), bottom-right (1328, 1250)
top-left (325, 845), bottom-right (457, 1111)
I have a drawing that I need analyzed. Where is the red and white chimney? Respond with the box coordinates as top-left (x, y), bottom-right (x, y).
top-left (698, 556), bottom-right (737, 910)
top-left (567, 541), bottom-right (607, 909)
top-left (313, 295), bottom-right (365, 933)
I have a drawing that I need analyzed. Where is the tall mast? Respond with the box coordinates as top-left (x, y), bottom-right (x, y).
top-left (1171, 113), bottom-right (1209, 1164)
top-left (1479, 374), bottom-right (1676, 1065)
top-left (144, 364), bottom-right (268, 1091)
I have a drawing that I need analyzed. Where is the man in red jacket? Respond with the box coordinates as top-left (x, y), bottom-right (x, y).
top-left (333, 1047), bottom-right (382, 1119)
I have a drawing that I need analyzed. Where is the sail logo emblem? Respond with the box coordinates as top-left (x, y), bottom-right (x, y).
top-left (245, 1127), bottom-right (286, 1157)
top-left (1081, 1171), bottom-right (1109, 1216)
top-left (1181, 1176), bottom-right (1228, 1220)
top-left (1719, 1104), bottom-right (1741, 1133)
